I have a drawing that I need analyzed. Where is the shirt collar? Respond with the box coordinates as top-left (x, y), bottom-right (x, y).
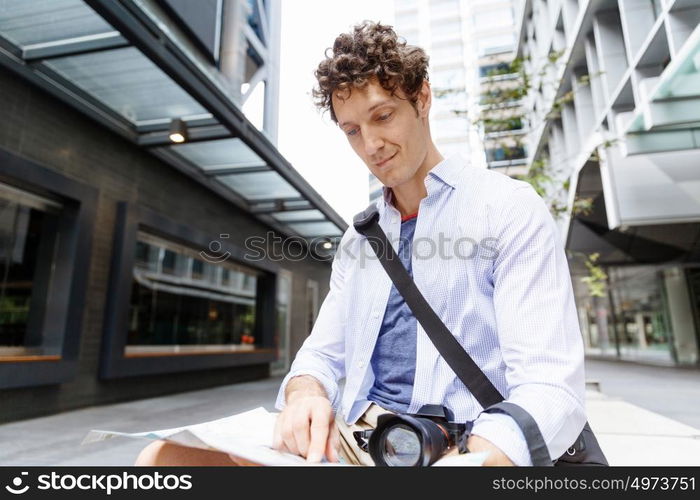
top-left (426, 153), bottom-right (464, 189)
top-left (379, 154), bottom-right (465, 212)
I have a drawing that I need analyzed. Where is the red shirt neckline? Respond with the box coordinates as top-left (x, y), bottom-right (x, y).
top-left (387, 188), bottom-right (418, 222)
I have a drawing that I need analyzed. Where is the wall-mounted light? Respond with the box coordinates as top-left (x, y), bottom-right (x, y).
top-left (168, 118), bottom-right (188, 143)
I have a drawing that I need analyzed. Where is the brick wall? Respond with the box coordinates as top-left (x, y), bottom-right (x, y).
top-left (0, 67), bottom-right (332, 423)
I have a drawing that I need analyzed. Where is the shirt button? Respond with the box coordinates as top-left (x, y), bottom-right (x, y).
top-left (358, 361), bottom-right (365, 368)
top-left (372, 311), bottom-right (379, 318)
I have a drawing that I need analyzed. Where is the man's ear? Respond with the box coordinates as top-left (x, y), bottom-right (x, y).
top-left (416, 79), bottom-right (432, 118)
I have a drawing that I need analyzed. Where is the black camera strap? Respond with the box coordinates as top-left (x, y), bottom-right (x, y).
top-left (353, 203), bottom-right (503, 409)
top-left (353, 202), bottom-right (554, 466)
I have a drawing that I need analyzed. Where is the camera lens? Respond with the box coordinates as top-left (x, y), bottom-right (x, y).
top-left (381, 424), bottom-right (422, 466)
top-left (369, 413), bottom-right (453, 466)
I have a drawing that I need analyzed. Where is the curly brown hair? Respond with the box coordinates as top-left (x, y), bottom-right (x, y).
top-left (313, 21), bottom-right (429, 123)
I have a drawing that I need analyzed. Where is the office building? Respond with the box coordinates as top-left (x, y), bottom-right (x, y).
top-left (369, 0), bottom-right (524, 203)
top-left (517, 0), bottom-right (700, 366)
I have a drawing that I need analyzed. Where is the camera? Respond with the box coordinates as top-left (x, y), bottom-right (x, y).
top-left (353, 405), bottom-right (472, 466)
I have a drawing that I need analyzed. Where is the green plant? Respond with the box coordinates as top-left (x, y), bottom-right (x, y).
top-left (514, 157), bottom-right (553, 198)
top-left (434, 50), bottom-right (603, 220)
top-left (572, 197), bottom-right (594, 216)
top-left (579, 252), bottom-right (608, 298)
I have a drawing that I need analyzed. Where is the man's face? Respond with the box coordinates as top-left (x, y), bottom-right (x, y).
top-left (332, 79), bottom-right (431, 190)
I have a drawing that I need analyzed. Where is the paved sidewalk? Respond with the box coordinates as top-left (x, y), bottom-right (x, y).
top-left (585, 358), bottom-right (700, 429)
top-left (586, 390), bottom-right (700, 466)
top-left (1, 375), bottom-right (699, 466)
top-left (0, 377), bottom-right (283, 466)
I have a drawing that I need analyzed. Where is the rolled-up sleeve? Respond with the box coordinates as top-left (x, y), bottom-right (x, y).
top-left (470, 185), bottom-right (587, 466)
top-left (274, 232), bottom-right (351, 413)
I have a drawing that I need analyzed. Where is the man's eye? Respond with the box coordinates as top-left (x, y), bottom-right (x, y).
top-left (378, 113), bottom-right (392, 121)
top-left (346, 128), bottom-right (359, 136)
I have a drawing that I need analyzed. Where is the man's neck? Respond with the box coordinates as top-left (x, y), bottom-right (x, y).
top-left (391, 146), bottom-right (444, 217)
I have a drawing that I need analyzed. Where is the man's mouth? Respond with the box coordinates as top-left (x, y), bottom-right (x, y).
top-left (375, 152), bottom-right (396, 168)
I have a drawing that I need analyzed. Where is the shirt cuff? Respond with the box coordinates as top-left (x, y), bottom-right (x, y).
top-left (470, 412), bottom-right (533, 466)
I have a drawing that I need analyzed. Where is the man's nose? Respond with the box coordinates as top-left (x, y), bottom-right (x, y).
top-left (363, 129), bottom-right (384, 156)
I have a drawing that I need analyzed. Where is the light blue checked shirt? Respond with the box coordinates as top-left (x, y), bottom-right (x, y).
top-left (275, 154), bottom-right (587, 466)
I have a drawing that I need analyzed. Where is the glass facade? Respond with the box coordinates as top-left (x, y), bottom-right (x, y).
top-left (608, 266), bottom-right (674, 364)
top-left (485, 146), bottom-right (527, 162)
top-left (126, 232), bottom-right (259, 355)
top-left (270, 269), bottom-right (292, 375)
top-left (477, 32), bottom-right (516, 56)
top-left (576, 264), bottom-right (700, 366)
top-left (0, 183), bottom-right (62, 357)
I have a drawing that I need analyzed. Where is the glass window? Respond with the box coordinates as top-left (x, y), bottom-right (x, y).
top-left (395, 10), bottom-right (418, 29)
top-left (270, 270), bottom-right (292, 375)
top-left (472, 8), bottom-right (515, 29)
top-left (485, 146), bottom-right (526, 162)
top-left (430, 18), bottom-right (462, 42)
top-left (431, 0), bottom-right (461, 19)
top-left (483, 116), bottom-right (524, 133)
top-left (127, 232), bottom-right (260, 354)
top-left (45, 47), bottom-right (208, 124)
top-left (159, 0), bottom-right (223, 62)
top-left (479, 62), bottom-right (514, 78)
top-left (477, 33), bottom-right (516, 56)
top-left (306, 279), bottom-right (319, 334)
top-left (430, 42), bottom-right (463, 64)
top-left (396, 0), bottom-right (418, 11)
top-left (601, 266), bottom-right (676, 364)
top-left (0, 0), bottom-right (113, 48)
top-left (432, 116), bottom-right (469, 140)
top-left (431, 68), bottom-right (465, 89)
top-left (246, 0), bottom-right (266, 44)
top-left (0, 183), bottom-right (62, 358)
top-left (399, 29), bottom-right (420, 46)
top-left (169, 138), bottom-right (266, 171)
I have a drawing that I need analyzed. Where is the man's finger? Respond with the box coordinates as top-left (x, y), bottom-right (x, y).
top-left (307, 406), bottom-right (331, 462)
top-left (272, 413), bottom-right (283, 450)
top-left (292, 411), bottom-right (311, 457)
top-left (325, 421), bottom-right (340, 463)
top-left (280, 417), bottom-right (299, 456)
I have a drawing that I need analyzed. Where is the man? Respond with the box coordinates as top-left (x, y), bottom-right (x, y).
top-left (136, 21), bottom-right (586, 467)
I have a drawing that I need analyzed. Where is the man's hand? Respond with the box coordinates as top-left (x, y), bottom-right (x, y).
top-left (467, 434), bottom-right (515, 466)
top-left (272, 376), bottom-right (339, 463)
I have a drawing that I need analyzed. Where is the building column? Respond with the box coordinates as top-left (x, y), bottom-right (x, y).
top-left (663, 267), bottom-right (699, 365)
top-left (634, 312), bottom-right (648, 349)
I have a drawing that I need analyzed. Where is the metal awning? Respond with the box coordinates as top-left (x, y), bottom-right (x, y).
top-left (0, 0), bottom-right (346, 254)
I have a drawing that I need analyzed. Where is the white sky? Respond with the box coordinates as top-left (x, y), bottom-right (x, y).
top-left (277, 1), bottom-right (395, 224)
